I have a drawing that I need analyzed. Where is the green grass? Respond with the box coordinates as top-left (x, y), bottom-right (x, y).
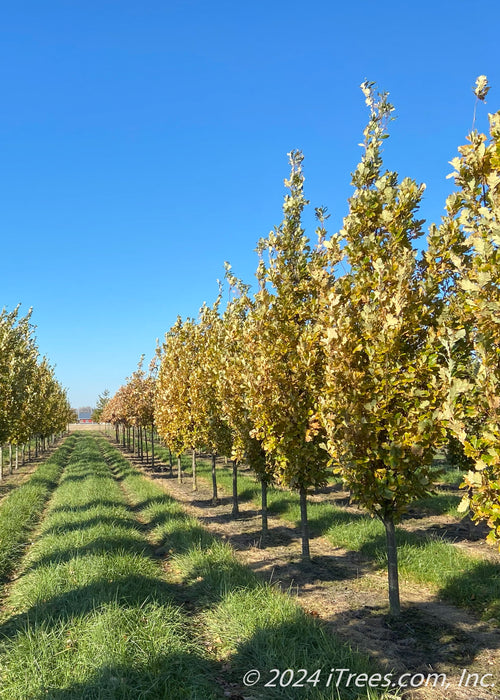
top-left (98, 437), bottom-right (393, 699)
top-left (0, 434), bottom-right (219, 699)
top-left (0, 435), bottom-right (75, 582)
top-left (203, 585), bottom-right (387, 700)
top-left (411, 491), bottom-right (461, 516)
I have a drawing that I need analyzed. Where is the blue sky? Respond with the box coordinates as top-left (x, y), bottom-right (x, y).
top-left (1, 1), bottom-right (499, 407)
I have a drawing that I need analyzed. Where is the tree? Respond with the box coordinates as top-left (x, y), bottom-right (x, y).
top-left (218, 266), bottom-right (272, 524)
top-left (243, 150), bottom-right (331, 558)
top-left (318, 83), bottom-right (447, 615)
top-left (0, 306), bottom-right (37, 448)
top-left (441, 77), bottom-right (500, 545)
top-left (155, 317), bottom-right (197, 484)
top-left (0, 306), bottom-right (70, 473)
top-left (196, 296), bottom-right (232, 504)
top-left (92, 389), bottom-right (110, 422)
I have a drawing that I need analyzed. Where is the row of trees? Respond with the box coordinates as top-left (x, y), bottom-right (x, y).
top-left (0, 305), bottom-right (73, 477)
top-left (103, 78), bottom-right (499, 616)
top-left (100, 360), bottom-right (157, 465)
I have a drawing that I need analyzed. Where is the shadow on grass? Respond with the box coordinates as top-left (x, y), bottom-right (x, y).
top-left (238, 486), bottom-right (260, 501)
top-left (207, 592), bottom-right (388, 700)
top-left (0, 575), bottom-right (178, 638)
top-left (438, 560), bottom-right (500, 621)
top-left (409, 492), bottom-right (460, 516)
top-left (42, 514), bottom-right (140, 537)
top-left (27, 535), bottom-right (150, 570)
top-left (51, 499), bottom-right (128, 514)
top-left (57, 472), bottom-right (111, 484)
top-left (24, 654), bottom-right (221, 700)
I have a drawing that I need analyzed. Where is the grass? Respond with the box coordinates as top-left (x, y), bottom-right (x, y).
top-left (98, 436), bottom-right (393, 699)
top-left (0, 434), bottom-right (218, 699)
top-left (0, 435), bottom-right (75, 583)
top-left (203, 585), bottom-right (389, 700)
top-left (0, 434), bottom-right (394, 699)
top-left (150, 443), bottom-right (500, 624)
top-left (411, 491), bottom-right (461, 516)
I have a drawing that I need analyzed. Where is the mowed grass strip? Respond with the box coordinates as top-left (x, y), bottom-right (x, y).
top-left (152, 444), bottom-right (500, 623)
top-left (99, 437), bottom-right (393, 700)
top-left (0, 434), bottom-right (219, 700)
top-left (0, 435), bottom-right (76, 583)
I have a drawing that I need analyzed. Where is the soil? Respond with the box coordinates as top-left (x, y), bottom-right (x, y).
top-left (109, 443), bottom-right (500, 700)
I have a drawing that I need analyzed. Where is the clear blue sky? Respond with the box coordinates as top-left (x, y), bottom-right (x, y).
top-left (1, 1), bottom-right (499, 407)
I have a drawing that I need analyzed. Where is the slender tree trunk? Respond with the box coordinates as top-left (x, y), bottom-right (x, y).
top-left (383, 516), bottom-right (401, 616)
top-left (28, 440), bottom-right (31, 461)
top-left (115, 425), bottom-right (119, 443)
top-left (299, 486), bottom-right (310, 560)
top-left (35, 438), bottom-right (38, 458)
top-left (211, 453), bottom-right (218, 505)
top-left (9, 444), bottom-right (12, 475)
top-left (0, 446), bottom-right (3, 481)
top-left (261, 478), bottom-right (268, 542)
top-left (232, 460), bottom-right (239, 516)
top-left (191, 448), bottom-right (197, 491)
top-left (145, 428), bottom-right (149, 464)
top-left (168, 447), bottom-right (173, 476)
top-left (22, 444), bottom-right (25, 466)
top-left (132, 426), bottom-right (135, 454)
top-left (15, 445), bottom-right (19, 470)
top-left (151, 425), bottom-right (155, 468)
top-left (177, 455), bottom-right (183, 483)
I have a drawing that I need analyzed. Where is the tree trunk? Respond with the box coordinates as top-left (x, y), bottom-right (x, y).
top-left (261, 479), bottom-right (268, 542)
top-left (299, 486), bottom-right (310, 560)
top-left (132, 426), bottom-right (135, 454)
top-left (177, 455), bottom-right (183, 483)
top-left (151, 426), bottom-right (155, 468)
top-left (168, 447), bottom-right (173, 476)
top-left (9, 444), bottom-right (12, 475)
top-left (192, 449), bottom-right (197, 491)
top-left (15, 445), bottom-right (19, 470)
top-left (232, 460), bottom-right (239, 517)
top-left (145, 428), bottom-right (149, 464)
top-left (383, 516), bottom-right (401, 616)
top-left (0, 446), bottom-right (3, 481)
top-left (211, 453), bottom-right (218, 505)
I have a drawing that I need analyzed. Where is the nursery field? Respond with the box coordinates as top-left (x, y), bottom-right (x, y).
top-left (0, 432), bottom-right (405, 700)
